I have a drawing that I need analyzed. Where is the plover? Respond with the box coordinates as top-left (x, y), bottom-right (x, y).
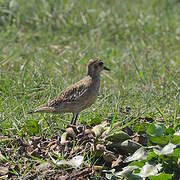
top-left (28, 59), bottom-right (110, 124)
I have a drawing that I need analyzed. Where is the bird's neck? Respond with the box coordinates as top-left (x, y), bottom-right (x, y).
top-left (85, 73), bottom-right (100, 93)
top-left (87, 72), bottom-right (100, 81)
top-left (91, 74), bottom-right (100, 90)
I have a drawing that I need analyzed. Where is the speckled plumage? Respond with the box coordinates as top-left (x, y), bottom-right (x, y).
top-left (28, 59), bottom-right (110, 124)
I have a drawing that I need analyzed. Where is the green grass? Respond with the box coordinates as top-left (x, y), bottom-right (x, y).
top-left (0, 1), bottom-right (180, 179)
top-left (0, 0), bottom-right (179, 135)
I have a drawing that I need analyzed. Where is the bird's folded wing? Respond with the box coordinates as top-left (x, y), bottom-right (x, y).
top-left (48, 82), bottom-right (89, 108)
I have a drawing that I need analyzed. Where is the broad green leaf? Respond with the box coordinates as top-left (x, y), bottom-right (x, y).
top-left (164, 127), bottom-right (175, 135)
top-left (171, 135), bottom-right (180, 144)
top-left (149, 135), bottom-right (169, 145)
top-left (146, 151), bottom-right (158, 161)
top-left (149, 173), bottom-right (172, 180)
top-left (172, 148), bottom-right (180, 159)
top-left (129, 161), bottom-right (145, 168)
top-left (146, 123), bottom-right (164, 137)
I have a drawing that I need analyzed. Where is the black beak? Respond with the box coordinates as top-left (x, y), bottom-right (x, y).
top-left (103, 66), bottom-right (110, 71)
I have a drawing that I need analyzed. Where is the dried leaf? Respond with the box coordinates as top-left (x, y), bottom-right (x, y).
top-left (91, 122), bottom-right (107, 137)
top-left (111, 155), bottom-right (123, 168)
top-left (138, 163), bottom-right (162, 178)
top-left (0, 166), bottom-right (9, 176)
top-left (54, 155), bottom-right (84, 168)
top-left (66, 127), bottom-right (76, 139)
top-left (61, 132), bottom-right (67, 144)
top-left (120, 140), bottom-right (142, 154)
top-left (124, 147), bottom-right (148, 162)
top-left (115, 166), bottom-right (138, 176)
top-left (153, 143), bottom-right (176, 155)
top-left (36, 162), bottom-right (51, 172)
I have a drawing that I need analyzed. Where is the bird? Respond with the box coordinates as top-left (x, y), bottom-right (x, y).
top-left (28, 59), bottom-right (110, 124)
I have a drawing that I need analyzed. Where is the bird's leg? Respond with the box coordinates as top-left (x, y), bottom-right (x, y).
top-left (71, 113), bottom-right (79, 125)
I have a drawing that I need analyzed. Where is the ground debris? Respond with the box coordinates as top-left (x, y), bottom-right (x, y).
top-left (0, 121), bottom-right (150, 179)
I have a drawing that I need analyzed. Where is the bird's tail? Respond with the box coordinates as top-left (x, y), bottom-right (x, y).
top-left (27, 110), bottom-right (34, 114)
top-left (27, 106), bottom-right (53, 114)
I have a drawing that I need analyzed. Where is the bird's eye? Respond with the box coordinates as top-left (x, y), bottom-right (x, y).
top-left (98, 61), bottom-right (103, 66)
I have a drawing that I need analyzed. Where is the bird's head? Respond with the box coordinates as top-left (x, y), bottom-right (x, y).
top-left (87, 59), bottom-right (110, 77)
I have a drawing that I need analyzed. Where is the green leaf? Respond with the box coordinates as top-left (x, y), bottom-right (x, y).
top-left (175, 124), bottom-right (180, 131)
top-left (129, 161), bottom-right (145, 168)
top-left (171, 148), bottom-right (180, 159)
top-left (110, 112), bottom-right (117, 129)
top-left (149, 173), bottom-right (172, 180)
top-left (25, 118), bottom-right (39, 135)
top-left (171, 135), bottom-right (180, 144)
top-left (138, 71), bottom-right (144, 82)
top-left (146, 151), bottom-right (158, 161)
top-left (146, 123), bottom-right (164, 137)
top-left (149, 135), bottom-right (169, 145)
top-left (164, 127), bottom-right (175, 135)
